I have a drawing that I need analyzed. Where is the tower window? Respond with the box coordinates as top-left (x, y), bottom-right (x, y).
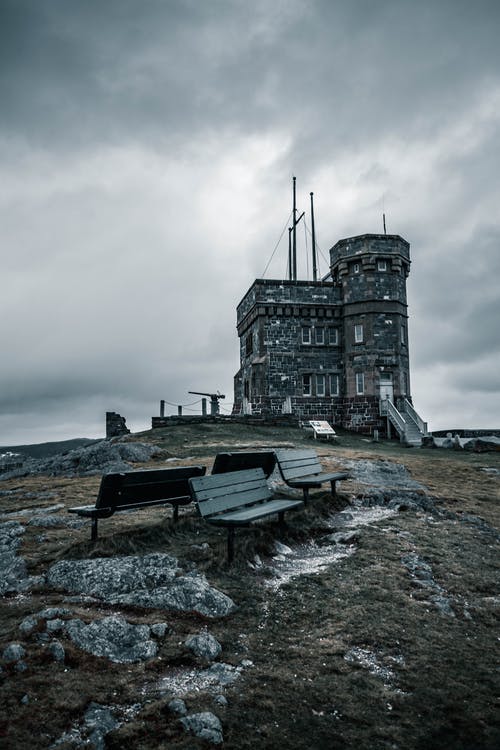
top-left (329, 327), bottom-right (338, 345)
top-left (353, 263), bottom-right (360, 274)
top-left (401, 324), bottom-right (406, 345)
top-left (302, 326), bottom-right (311, 344)
top-left (356, 372), bottom-right (365, 395)
top-left (315, 327), bottom-right (325, 345)
top-left (316, 374), bottom-right (326, 397)
top-left (302, 374), bottom-right (312, 396)
top-left (354, 324), bottom-right (364, 343)
top-left (378, 260), bottom-right (387, 271)
top-left (329, 373), bottom-right (339, 396)
top-left (245, 333), bottom-right (253, 355)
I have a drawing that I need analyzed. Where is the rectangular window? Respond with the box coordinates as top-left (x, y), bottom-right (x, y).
top-left (356, 372), bottom-right (365, 395)
top-left (316, 374), bottom-right (325, 397)
top-left (245, 333), bottom-right (253, 355)
top-left (315, 327), bottom-right (325, 345)
top-left (302, 326), bottom-right (311, 344)
top-left (401, 324), bottom-right (406, 344)
top-left (329, 327), bottom-right (338, 345)
top-left (378, 260), bottom-right (387, 271)
top-left (302, 374), bottom-right (312, 396)
top-left (353, 263), bottom-right (360, 274)
top-left (329, 373), bottom-right (339, 396)
top-left (354, 324), bottom-right (364, 343)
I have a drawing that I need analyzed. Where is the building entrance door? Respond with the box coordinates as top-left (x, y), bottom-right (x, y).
top-left (379, 373), bottom-right (393, 414)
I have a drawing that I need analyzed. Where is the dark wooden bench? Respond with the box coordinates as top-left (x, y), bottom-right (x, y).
top-left (189, 468), bottom-right (304, 563)
top-left (68, 465), bottom-right (206, 541)
top-left (211, 450), bottom-right (276, 478)
top-left (274, 449), bottom-right (350, 503)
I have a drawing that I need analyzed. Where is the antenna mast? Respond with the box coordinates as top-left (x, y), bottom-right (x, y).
top-left (292, 176), bottom-right (297, 280)
top-left (310, 192), bottom-right (317, 281)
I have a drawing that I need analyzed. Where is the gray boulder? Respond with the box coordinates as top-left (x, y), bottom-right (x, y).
top-left (185, 632), bottom-right (222, 661)
top-left (65, 615), bottom-right (157, 663)
top-left (0, 522), bottom-right (43, 595)
top-left (3, 643), bottom-right (26, 663)
top-left (180, 711), bottom-right (223, 745)
top-left (47, 553), bottom-right (236, 618)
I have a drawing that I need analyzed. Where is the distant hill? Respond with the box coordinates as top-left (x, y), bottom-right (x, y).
top-left (0, 437), bottom-right (100, 459)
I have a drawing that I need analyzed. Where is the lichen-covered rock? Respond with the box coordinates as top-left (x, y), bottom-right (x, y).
top-left (116, 574), bottom-right (236, 618)
top-left (0, 440), bottom-right (168, 479)
top-left (168, 698), bottom-right (187, 715)
top-left (47, 553), bottom-right (236, 618)
top-left (65, 615), bottom-right (157, 663)
top-left (185, 632), bottom-right (222, 661)
top-left (3, 643), bottom-right (26, 663)
top-left (48, 640), bottom-right (65, 663)
top-left (180, 711), bottom-right (223, 745)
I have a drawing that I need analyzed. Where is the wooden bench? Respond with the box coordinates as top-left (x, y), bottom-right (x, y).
top-left (189, 468), bottom-right (304, 563)
top-left (68, 465), bottom-right (206, 541)
top-left (274, 449), bottom-right (350, 503)
top-left (211, 450), bottom-right (276, 478)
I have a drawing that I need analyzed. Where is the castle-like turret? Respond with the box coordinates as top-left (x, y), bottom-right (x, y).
top-left (328, 233), bottom-right (411, 431)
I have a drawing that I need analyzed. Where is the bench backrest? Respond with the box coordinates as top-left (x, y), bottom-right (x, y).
top-left (274, 449), bottom-right (323, 481)
top-left (211, 451), bottom-right (276, 478)
top-left (96, 465), bottom-right (206, 509)
top-left (189, 468), bottom-right (272, 519)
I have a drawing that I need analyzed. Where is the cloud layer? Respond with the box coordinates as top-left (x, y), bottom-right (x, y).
top-left (1, 0), bottom-right (499, 442)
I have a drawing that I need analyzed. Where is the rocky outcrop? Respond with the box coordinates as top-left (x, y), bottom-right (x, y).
top-left (65, 615), bottom-right (158, 663)
top-left (0, 440), bottom-right (168, 480)
top-left (46, 552), bottom-right (237, 618)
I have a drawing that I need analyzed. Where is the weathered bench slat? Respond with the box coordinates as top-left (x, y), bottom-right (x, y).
top-left (189, 468), bottom-right (304, 563)
top-left (69, 465), bottom-right (206, 540)
top-left (196, 488), bottom-right (274, 517)
top-left (192, 475), bottom-right (272, 501)
top-left (211, 451), bottom-right (276, 478)
top-left (275, 449), bottom-right (349, 503)
top-left (206, 498), bottom-right (303, 526)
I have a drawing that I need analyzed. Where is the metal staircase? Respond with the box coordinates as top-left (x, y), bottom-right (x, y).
top-left (380, 397), bottom-right (428, 447)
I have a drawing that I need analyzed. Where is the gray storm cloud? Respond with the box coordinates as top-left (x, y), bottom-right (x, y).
top-left (1, 0), bottom-right (499, 442)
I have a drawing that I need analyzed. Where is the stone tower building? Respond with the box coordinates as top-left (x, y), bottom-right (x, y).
top-left (233, 232), bottom-right (426, 442)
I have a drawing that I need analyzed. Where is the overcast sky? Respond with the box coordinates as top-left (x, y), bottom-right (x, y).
top-left (1, 0), bottom-right (499, 444)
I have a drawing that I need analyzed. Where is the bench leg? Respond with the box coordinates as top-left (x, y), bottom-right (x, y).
top-left (227, 528), bottom-right (235, 564)
top-left (91, 517), bottom-right (98, 542)
top-left (173, 504), bottom-right (179, 523)
top-left (302, 487), bottom-right (310, 504)
top-left (330, 480), bottom-right (337, 498)
top-left (278, 511), bottom-right (286, 534)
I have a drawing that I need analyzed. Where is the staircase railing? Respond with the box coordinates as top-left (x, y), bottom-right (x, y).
top-left (384, 398), bottom-right (409, 443)
top-left (404, 399), bottom-right (428, 436)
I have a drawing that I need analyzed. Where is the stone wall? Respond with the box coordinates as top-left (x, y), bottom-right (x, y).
top-left (106, 412), bottom-right (130, 439)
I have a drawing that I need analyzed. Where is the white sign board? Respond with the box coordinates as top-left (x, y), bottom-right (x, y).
top-left (309, 420), bottom-right (336, 438)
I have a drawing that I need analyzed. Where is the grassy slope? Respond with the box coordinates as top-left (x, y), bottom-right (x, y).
top-left (0, 423), bottom-right (499, 749)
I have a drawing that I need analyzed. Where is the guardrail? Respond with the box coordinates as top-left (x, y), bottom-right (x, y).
top-left (381, 398), bottom-right (409, 442)
top-left (404, 399), bottom-right (428, 435)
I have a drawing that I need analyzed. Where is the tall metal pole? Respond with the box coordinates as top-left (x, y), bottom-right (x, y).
top-left (288, 227), bottom-right (292, 281)
top-left (310, 192), bottom-right (317, 281)
top-left (292, 176), bottom-right (297, 280)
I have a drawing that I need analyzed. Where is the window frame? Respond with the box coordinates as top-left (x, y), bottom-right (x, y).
top-left (315, 326), bottom-right (325, 345)
top-left (301, 326), bottom-right (311, 345)
top-left (356, 372), bottom-right (365, 395)
top-left (354, 323), bottom-right (364, 343)
top-left (329, 327), bottom-right (338, 345)
top-left (316, 373), bottom-right (326, 397)
top-left (302, 373), bottom-right (312, 396)
top-left (329, 373), bottom-right (339, 396)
